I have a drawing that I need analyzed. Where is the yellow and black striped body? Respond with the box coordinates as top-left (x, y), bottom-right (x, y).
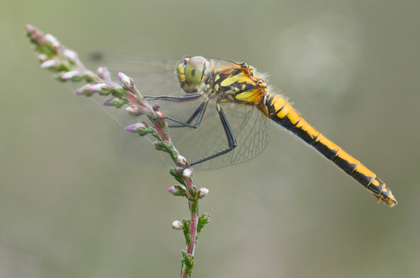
top-left (176, 57), bottom-right (397, 207)
top-left (210, 61), bottom-right (397, 207)
top-left (263, 94), bottom-right (397, 207)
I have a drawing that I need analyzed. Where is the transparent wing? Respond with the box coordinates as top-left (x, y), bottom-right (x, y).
top-left (85, 52), bottom-right (185, 97)
top-left (197, 100), bottom-right (271, 170)
top-left (208, 58), bottom-right (245, 71)
top-left (147, 97), bottom-right (271, 170)
top-left (85, 53), bottom-right (272, 170)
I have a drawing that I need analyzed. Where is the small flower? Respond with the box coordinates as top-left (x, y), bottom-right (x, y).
top-left (125, 122), bottom-right (147, 133)
top-left (197, 188), bottom-right (209, 198)
top-left (118, 72), bottom-right (133, 87)
top-left (176, 155), bottom-right (188, 167)
top-left (45, 33), bottom-right (60, 51)
top-left (171, 220), bottom-right (183, 230)
top-left (102, 98), bottom-right (119, 106)
top-left (62, 49), bottom-right (78, 61)
top-left (45, 33), bottom-right (58, 45)
top-left (88, 83), bottom-right (107, 92)
top-left (40, 59), bottom-right (60, 69)
top-left (96, 67), bottom-right (105, 76)
top-left (38, 54), bottom-right (47, 62)
top-left (96, 67), bottom-right (112, 80)
top-left (168, 185), bottom-right (187, 196)
top-left (126, 105), bottom-right (143, 115)
top-left (182, 168), bottom-right (193, 178)
top-left (51, 41), bottom-right (60, 51)
top-left (61, 70), bottom-right (82, 80)
top-left (74, 84), bottom-right (91, 95)
top-left (26, 24), bottom-right (46, 45)
top-left (25, 24), bottom-right (36, 34)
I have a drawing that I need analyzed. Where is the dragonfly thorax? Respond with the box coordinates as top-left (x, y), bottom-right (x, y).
top-left (211, 63), bottom-right (268, 107)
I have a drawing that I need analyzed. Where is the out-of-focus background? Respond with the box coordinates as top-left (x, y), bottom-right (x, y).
top-left (1, 0), bottom-right (419, 277)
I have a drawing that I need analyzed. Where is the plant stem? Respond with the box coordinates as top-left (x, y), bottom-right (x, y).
top-left (26, 24), bottom-right (210, 277)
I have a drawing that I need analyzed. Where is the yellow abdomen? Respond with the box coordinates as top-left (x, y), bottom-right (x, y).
top-left (263, 94), bottom-right (397, 207)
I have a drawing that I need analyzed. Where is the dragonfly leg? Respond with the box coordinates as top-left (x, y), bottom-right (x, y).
top-left (189, 104), bottom-right (238, 167)
top-left (146, 94), bottom-right (209, 128)
top-left (144, 93), bottom-right (203, 102)
top-left (166, 99), bottom-right (209, 128)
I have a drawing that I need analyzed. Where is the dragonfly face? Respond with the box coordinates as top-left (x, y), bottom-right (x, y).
top-left (176, 56), bottom-right (211, 94)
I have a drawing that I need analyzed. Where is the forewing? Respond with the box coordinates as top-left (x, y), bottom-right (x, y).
top-left (160, 99), bottom-right (271, 171)
top-left (85, 52), bottom-right (185, 97)
top-left (84, 53), bottom-right (271, 170)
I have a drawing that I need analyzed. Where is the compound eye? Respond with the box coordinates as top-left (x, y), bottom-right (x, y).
top-left (184, 56), bottom-right (207, 85)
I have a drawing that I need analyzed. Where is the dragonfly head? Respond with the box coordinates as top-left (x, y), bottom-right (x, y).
top-left (177, 56), bottom-right (210, 93)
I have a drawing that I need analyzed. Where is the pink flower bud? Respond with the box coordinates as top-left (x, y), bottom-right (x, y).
top-left (182, 168), bottom-right (193, 178)
top-left (126, 105), bottom-right (143, 115)
top-left (74, 84), bottom-right (91, 95)
top-left (125, 123), bottom-right (147, 133)
top-left (45, 33), bottom-right (60, 50)
top-left (40, 59), bottom-right (59, 69)
top-left (171, 220), bottom-right (183, 230)
top-left (45, 33), bottom-right (58, 44)
top-left (38, 54), bottom-right (47, 62)
top-left (96, 67), bottom-right (106, 76)
top-left (168, 185), bottom-right (186, 195)
top-left (198, 188), bottom-right (209, 198)
top-left (168, 186), bottom-right (177, 193)
top-left (176, 155), bottom-right (188, 167)
top-left (61, 70), bottom-right (81, 79)
top-left (88, 83), bottom-right (107, 92)
top-left (62, 49), bottom-right (78, 61)
top-left (51, 41), bottom-right (60, 51)
top-left (118, 72), bottom-right (133, 87)
top-left (25, 24), bottom-right (36, 34)
top-left (102, 98), bottom-right (119, 106)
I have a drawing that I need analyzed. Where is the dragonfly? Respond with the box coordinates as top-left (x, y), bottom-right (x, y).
top-left (100, 55), bottom-right (397, 207)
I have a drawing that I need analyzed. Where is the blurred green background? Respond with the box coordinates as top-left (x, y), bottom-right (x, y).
top-left (1, 0), bottom-right (419, 277)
